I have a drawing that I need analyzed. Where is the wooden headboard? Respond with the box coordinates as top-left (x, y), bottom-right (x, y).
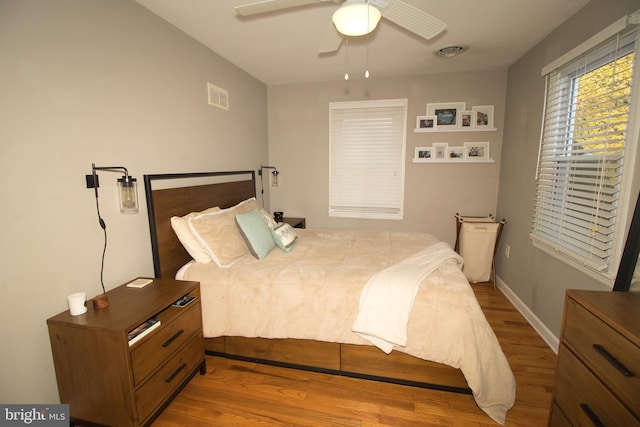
top-left (144, 171), bottom-right (256, 278)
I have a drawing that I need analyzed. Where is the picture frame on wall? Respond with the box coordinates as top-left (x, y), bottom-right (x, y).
top-left (464, 142), bottom-right (490, 160)
top-left (472, 105), bottom-right (494, 129)
top-left (460, 111), bottom-right (474, 129)
top-left (447, 146), bottom-right (465, 160)
top-left (416, 115), bottom-right (437, 131)
top-left (426, 102), bottom-right (466, 129)
top-left (415, 147), bottom-right (433, 160)
top-left (433, 143), bottom-right (448, 160)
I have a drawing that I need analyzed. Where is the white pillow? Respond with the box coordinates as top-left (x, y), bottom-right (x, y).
top-left (188, 198), bottom-right (261, 267)
top-left (261, 209), bottom-right (278, 229)
top-left (170, 206), bottom-right (220, 263)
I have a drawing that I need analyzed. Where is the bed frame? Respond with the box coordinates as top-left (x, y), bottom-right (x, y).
top-left (144, 170), bottom-right (471, 394)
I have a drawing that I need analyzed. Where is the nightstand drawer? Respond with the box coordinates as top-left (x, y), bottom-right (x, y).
top-left (554, 345), bottom-right (638, 427)
top-left (135, 334), bottom-right (204, 423)
top-left (563, 299), bottom-right (640, 412)
top-left (131, 301), bottom-right (202, 385)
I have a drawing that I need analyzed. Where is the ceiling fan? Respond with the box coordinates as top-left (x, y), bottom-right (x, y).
top-left (235, 0), bottom-right (447, 53)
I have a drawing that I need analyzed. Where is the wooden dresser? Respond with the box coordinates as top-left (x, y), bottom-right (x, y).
top-left (48, 278), bottom-right (205, 427)
top-left (549, 290), bottom-right (640, 426)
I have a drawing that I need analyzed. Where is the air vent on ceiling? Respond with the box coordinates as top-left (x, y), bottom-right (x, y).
top-left (207, 82), bottom-right (229, 111)
top-left (433, 45), bottom-right (469, 58)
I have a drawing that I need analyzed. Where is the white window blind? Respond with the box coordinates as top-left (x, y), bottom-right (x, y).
top-left (531, 24), bottom-right (639, 277)
top-left (329, 99), bottom-right (407, 219)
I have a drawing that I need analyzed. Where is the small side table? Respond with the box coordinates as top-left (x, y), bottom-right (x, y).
top-left (47, 278), bottom-right (205, 427)
top-left (282, 217), bottom-right (306, 229)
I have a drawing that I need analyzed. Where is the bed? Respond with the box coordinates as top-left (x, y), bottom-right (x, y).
top-left (144, 170), bottom-right (516, 424)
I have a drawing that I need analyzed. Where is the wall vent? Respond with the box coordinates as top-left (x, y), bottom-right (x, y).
top-left (207, 82), bottom-right (229, 111)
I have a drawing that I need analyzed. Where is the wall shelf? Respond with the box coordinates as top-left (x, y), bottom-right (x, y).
top-left (414, 142), bottom-right (492, 163)
top-left (412, 158), bottom-right (495, 164)
top-left (414, 127), bottom-right (497, 133)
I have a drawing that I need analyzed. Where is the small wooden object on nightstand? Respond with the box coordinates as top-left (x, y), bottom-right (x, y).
top-left (47, 278), bottom-right (205, 427)
top-left (282, 217), bottom-right (306, 229)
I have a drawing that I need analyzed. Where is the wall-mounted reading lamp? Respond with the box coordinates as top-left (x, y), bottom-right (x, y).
top-left (85, 163), bottom-right (139, 309)
top-left (86, 164), bottom-right (139, 214)
top-left (259, 165), bottom-right (279, 187)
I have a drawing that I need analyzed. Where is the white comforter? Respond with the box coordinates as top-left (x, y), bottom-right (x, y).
top-left (181, 229), bottom-right (515, 424)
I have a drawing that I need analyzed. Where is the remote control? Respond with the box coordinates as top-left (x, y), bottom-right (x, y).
top-left (172, 295), bottom-right (195, 307)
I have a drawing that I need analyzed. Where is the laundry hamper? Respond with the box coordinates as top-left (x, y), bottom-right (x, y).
top-left (454, 214), bottom-right (506, 288)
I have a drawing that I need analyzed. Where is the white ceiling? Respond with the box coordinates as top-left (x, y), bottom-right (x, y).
top-left (135, 0), bottom-right (591, 86)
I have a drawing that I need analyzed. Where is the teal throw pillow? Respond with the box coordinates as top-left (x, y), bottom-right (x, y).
top-left (235, 209), bottom-right (276, 259)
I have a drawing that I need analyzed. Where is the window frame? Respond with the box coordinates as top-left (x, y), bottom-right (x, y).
top-left (532, 18), bottom-right (640, 284)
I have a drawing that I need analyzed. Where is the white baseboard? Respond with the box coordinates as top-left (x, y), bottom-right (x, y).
top-left (496, 276), bottom-right (559, 354)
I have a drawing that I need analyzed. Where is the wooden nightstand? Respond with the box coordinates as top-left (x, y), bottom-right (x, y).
top-left (282, 217), bottom-right (306, 229)
top-left (47, 278), bottom-right (205, 427)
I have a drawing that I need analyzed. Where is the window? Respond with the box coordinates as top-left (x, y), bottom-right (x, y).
top-left (532, 21), bottom-right (639, 281)
top-left (329, 99), bottom-right (407, 219)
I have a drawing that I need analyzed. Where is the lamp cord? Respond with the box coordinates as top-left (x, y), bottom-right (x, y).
top-left (93, 193), bottom-right (108, 295)
top-left (259, 172), bottom-right (266, 206)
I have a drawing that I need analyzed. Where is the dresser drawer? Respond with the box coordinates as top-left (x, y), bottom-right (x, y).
top-left (563, 299), bottom-right (640, 414)
top-left (131, 301), bottom-right (202, 385)
top-left (554, 345), bottom-right (639, 427)
top-left (548, 403), bottom-right (571, 427)
top-left (135, 334), bottom-right (204, 423)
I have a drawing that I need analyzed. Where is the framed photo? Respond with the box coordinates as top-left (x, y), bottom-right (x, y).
top-left (447, 146), bottom-right (465, 160)
top-left (464, 142), bottom-right (490, 160)
top-left (416, 115), bottom-right (436, 131)
top-left (433, 143), bottom-right (448, 160)
top-left (415, 147), bottom-right (433, 160)
top-left (426, 102), bottom-right (466, 128)
top-left (472, 105), bottom-right (494, 128)
top-left (460, 111), bottom-right (474, 129)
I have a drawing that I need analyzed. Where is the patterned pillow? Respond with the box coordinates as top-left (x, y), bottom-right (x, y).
top-left (271, 223), bottom-right (298, 252)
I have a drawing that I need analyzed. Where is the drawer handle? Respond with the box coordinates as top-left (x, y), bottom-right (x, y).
top-left (580, 404), bottom-right (606, 427)
top-left (162, 329), bottom-right (184, 348)
top-left (165, 362), bottom-right (187, 383)
top-left (593, 344), bottom-right (635, 377)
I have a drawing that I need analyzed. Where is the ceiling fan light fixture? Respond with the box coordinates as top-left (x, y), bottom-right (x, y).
top-left (332, 1), bottom-right (381, 37)
top-left (433, 45), bottom-right (469, 58)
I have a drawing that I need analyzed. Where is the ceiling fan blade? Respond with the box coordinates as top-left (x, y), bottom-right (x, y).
top-left (318, 23), bottom-right (344, 53)
top-left (371, 0), bottom-right (446, 40)
top-left (235, 0), bottom-right (336, 17)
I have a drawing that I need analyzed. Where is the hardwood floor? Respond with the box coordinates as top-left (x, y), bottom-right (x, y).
top-left (153, 284), bottom-right (557, 426)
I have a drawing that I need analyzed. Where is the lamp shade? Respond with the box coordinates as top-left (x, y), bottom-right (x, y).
top-left (332, 1), bottom-right (381, 37)
top-left (117, 175), bottom-right (139, 214)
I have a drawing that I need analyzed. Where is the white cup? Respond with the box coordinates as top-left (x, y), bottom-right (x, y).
top-left (67, 292), bottom-right (87, 316)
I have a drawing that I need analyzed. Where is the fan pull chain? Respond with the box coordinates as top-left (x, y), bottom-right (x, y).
top-left (365, 0), bottom-right (371, 78)
top-left (344, 37), bottom-right (350, 80)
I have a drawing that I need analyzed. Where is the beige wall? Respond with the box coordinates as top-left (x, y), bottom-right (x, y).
top-left (0, 0), bottom-right (267, 403)
top-left (496, 0), bottom-right (640, 337)
top-left (4, 0), bottom-right (637, 407)
top-left (267, 70), bottom-right (507, 246)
